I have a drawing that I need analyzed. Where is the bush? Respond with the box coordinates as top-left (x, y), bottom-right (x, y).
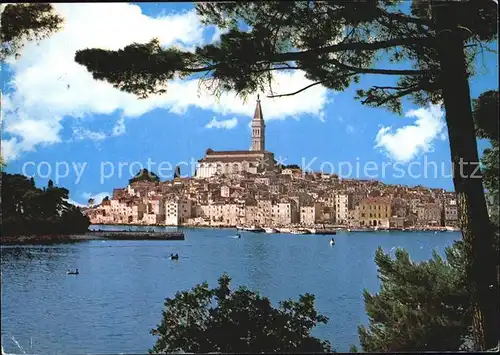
top-left (150, 274), bottom-right (332, 353)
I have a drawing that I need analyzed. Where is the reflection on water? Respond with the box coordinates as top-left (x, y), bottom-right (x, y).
top-left (1, 226), bottom-right (461, 354)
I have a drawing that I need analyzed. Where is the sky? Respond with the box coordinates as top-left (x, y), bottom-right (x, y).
top-left (1, 2), bottom-right (498, 206)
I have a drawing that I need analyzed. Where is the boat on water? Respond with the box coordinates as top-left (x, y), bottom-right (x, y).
top-left (329, 238), bottom-right (335, 246)
top-left (66, 269), bottom-right (79, 275)
top-left (290, 229), bottom-right (311, 235)
top-left (169, 253), bottom-right (179, 260)
top-left (264, 227), bottom-right (279, 234)
top-left (308, 228), bottom-right (337, 235)
top-left (243, 226), bottom-right (265, 233)
top-left (277, 227), bottom-right (291, 233)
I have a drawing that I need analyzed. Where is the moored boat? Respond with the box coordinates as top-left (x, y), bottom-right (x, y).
top-left (264, 227), bottom-right (279, 234)
top-left (243, 226), bottom-right (265, 233)
top-left (290, 228), bottom-right (311, 235)
top-left (308, 228), bottom-right (337, 235)
top-left (277, 227), bottom-right (291, 233)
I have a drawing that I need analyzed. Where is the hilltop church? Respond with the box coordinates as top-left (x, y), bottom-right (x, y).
top-left (195, 95), bottom-right (276, 179)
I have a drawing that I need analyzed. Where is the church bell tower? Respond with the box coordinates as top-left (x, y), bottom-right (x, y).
top-left (251, 95), bottom-right (265, 151)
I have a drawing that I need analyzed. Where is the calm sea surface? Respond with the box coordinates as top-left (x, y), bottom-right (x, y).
top-left (1, 226), bottom-right (461, 354)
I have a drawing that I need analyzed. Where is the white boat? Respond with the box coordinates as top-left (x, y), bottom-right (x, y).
top-left (290, 229), bottom-right (310, 235)
top-left (243, 226), bottom-right (265, 233)
top-left (278, 227), bottom-right (291, 233)
top-left (329, 239), bottom-right (335, 246)
top-left (264, 227), bottom-right (279, 233)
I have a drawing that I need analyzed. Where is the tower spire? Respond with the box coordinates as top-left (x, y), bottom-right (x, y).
top-left (253, 95), bottom-right (264, 121)
top-left (251, 94), bottom-right (265, 151)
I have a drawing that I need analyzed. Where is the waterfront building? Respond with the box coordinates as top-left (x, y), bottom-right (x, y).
top-left (165, 199), bottom-right (192, 225)
top-left (300, 202), bottom-right (322, 226)
top-left (272, 200), bottom-right (299, 226)
top-left (444, 204), bottom-right (459, 227)
top-left (358, 197), bottom-right (392, 227)
top-left (335, 194), bottom-right (349, 224)
top-left (195, 96), bottom-right (275, 179)
top-left (423, 203), bottom-right (442, 226)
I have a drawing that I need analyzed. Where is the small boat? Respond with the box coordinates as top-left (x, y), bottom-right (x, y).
top-left (170, 253), bottom-right (179, 260)
top-left (264, 227), bottom-right (279, 234)
top-left (67, 269), bottom-right (79, 275)
top-left (309, 228), bottom-right (337, 235)
top-left (290, 229), bottom-right (310, 235)
top-left (278, 227), bottom-right (291, 233)
top-left (329, 238), bottom-right (335, 246)
top-left (243, 226), bottom-right (265, 233)
top-left (229, 234), bottom-right (241, 239)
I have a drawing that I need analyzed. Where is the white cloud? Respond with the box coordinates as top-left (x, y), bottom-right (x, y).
top-left (374, 103), bottom-right (445, 163)
top-left (65, 198), bottom-right (86, 208)
top-left (72, 127), bottom-right (107, 141)
top-left (82, 191), bottom-right (110, 205)
top-left (2, 3), bottom-right (330, 162)
top-left (205, 116), bottom-right (238, 129)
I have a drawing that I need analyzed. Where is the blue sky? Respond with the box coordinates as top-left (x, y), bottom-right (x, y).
top-left (1, 3), bottom-right (498, 205)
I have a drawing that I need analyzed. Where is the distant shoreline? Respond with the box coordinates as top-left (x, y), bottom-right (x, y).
top-left (90, 223), bottom-right (460, 232)
top-left (0, 224), bottom-right (460, 246)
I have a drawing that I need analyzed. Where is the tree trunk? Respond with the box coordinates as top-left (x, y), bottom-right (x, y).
top-left (433, 3), bottom-right (499, 350)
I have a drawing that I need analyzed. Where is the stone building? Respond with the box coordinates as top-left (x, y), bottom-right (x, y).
top-left (423, 203), bottom-right (442, 226)
top-left (165, 198), bottom-right (192, 225)
top-left (300, 202), bottom-right (322, 226)
top-left (358, 197), bottom-right (392, 227)
top-left (335, 194), bottom-right (349, 224)
top-left (195, 96), bottom-right (275, 178)
top-left (272, 200), bottom-right (299, 226)
top-left (444, 204), bottom-right (458, 226)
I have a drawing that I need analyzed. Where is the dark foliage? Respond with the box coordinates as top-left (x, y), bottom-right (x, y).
top-left (1, 3), bottom-right (63, 59)
top-left (1, 172), bottom-right (90, 236)
top-left (128, 168), bottom-right (160, 185)
top-left (358, 244), bottom-right (471, 352)
top-left (150, 274), bottom-right (332, 354)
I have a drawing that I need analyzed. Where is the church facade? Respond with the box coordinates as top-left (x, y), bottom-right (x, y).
top-left (195, 96), bottom-right (275, 179)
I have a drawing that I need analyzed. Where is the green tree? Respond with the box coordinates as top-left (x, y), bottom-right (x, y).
top-left (472, 90), bottom-right (499, 289)
top-left (74, 2), bottom-right (499, 348)
top-left (358, 244), bottom-right (470, 352)
top-left (1, 3), bottom-right (63, 60)
top-left (473, 90), bottom-right (499, 229)
top-left (359, 89), bottom-right (499, 352)
top-left (128, 168), bottom-right (160, 185)
top-left (1, 172), bottom-right (89, 236)
top-left (150, 274), bottom-right (331, 353)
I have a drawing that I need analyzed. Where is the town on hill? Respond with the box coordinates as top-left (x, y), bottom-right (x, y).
top-left (84, 97), bottom-right (466, 232)
top-left (85, 167), bottom-right (461, 231)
